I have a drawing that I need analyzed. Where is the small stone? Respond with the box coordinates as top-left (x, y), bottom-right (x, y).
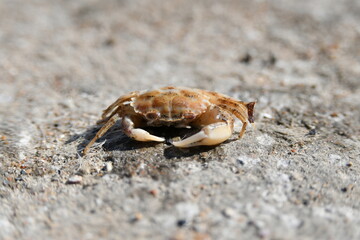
top-left (236, 159), bottom-right (245, 166)
top-left (67, 175), bottom-right (83, 184)
top-left (222, 207), bottom-right (237, 218)
top-left (15, 176), bottom-right (23, 182)
top-left (261, 113), bottom-right (273, 119)
top-left (239, 52), bottom-right (252, 64)
top-left (341, 184), bottom-right (354, 193)
top-left (134, 212), bottom-right (143, 220)
top-left (177, 219), bottom-right (187, 227)
top-left (149, 189), bottom-right (158, 197)
top-left (130, 212), bottom-right (143, 223)
top-left (346, 162), bottom-right (353, 167)
top-left (307, 128), bottom-right (316, 136)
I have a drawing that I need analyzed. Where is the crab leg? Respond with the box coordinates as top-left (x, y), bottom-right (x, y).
top-left (172, 106), bottom-right (234, 148)
top-left (215, 99), bottom-right (255, 138)
top-left (97, 91), bottom-right (139, 124)
top-left (83, 114), bottom-right (120, 155)
top-left (122, 116), bottom-right (165, 142)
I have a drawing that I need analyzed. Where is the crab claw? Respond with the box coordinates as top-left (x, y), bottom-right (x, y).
top-left (122, 117), bottom-right (165, 142)
top-left (128, 128), bottom-right (165, 142)
top-left (172, 122), bottom-right (232, 148)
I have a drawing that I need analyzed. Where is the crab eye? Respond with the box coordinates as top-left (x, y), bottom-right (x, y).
top-left (146, 112), bottom-right (160, 120)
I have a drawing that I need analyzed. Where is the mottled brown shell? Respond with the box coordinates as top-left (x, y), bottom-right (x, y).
top-left (131, 87), bottom-right (211, 125)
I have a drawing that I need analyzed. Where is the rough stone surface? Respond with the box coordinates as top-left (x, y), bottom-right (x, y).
top-left (1, 0), bottom-right (360, 239)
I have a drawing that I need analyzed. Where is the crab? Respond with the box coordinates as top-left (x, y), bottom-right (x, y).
top-left (83, 86), bottom-right (255, 154)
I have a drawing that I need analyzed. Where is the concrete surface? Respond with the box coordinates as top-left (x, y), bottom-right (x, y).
top-left (1, 0), bottom-right (360, 239)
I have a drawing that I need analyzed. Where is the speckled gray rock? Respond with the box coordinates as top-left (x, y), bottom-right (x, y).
top-left (1, 0), bottom-right (360, 239)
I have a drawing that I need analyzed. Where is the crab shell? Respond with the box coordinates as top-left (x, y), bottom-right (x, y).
top-left (131, 87), bottom-right (215, 127)
top-left (83, 86), bottom-right (255, 154)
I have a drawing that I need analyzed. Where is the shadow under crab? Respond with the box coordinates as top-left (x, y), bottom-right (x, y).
top-left (70, 124), bottom-right (222, 158)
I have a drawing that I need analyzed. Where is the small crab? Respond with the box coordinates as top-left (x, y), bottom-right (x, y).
top-left (83, 86), bottom-right (255, 154)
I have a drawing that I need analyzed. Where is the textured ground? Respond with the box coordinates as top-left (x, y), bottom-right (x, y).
top-left (1, 0), bottom-right (360, 239)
